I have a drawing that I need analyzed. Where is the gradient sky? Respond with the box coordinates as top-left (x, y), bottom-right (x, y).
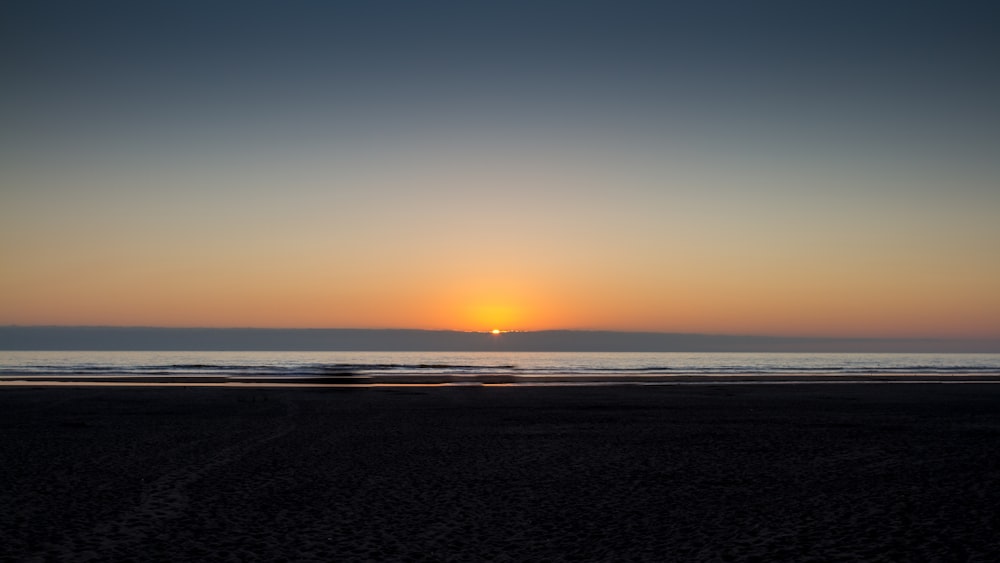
top-left (2, 0), bottom-right (999, 338)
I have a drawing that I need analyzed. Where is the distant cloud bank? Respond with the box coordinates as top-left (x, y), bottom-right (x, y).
top-left (1, 327), bottom-right (996, 353)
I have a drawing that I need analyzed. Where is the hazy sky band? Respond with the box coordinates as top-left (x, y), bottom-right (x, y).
top-left (3, 1), bottom-right (999, 338)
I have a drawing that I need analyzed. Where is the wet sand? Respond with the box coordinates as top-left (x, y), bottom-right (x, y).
top-left (2, 383), bottom-right (999, 561)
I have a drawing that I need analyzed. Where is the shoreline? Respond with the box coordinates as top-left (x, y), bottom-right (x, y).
top-left (3, 372), bottom-right (1000, 387)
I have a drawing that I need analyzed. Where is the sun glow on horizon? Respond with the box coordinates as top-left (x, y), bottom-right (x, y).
top-left (459, 298), bottom-right (530, 333)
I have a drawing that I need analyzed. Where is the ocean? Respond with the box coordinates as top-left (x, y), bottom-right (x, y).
top-left (2, 351), bottom-right (1000, 386)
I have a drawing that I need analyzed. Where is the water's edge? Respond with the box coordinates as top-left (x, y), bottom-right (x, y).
top-left (3, 351), bottom-right (1000, 386)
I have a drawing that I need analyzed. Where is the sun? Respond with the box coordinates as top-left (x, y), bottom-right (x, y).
top-left (465, 302), bottom-right (520, 333)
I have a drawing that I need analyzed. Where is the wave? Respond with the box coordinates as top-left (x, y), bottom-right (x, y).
top-left (4, 362), bottom-right (1000, 377)
top-left (3, 351), bottom-right (1000, 384)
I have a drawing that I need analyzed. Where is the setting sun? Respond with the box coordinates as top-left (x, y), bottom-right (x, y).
top-left (462, 301), bottom-right (524, 333)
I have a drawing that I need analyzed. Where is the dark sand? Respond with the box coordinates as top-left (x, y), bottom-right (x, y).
top-left (2, 384), bottom-right (999, 561)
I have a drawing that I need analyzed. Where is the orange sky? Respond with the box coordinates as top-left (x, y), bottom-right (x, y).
top-left (3, 151), bottom-right (999, 338)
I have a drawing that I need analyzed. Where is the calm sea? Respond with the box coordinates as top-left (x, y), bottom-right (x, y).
top-left (2, 351), bottom-right (1000, 385)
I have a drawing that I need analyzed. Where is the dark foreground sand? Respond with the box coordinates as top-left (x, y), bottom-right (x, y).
top-left (2, 384), bottom-right (999, 561)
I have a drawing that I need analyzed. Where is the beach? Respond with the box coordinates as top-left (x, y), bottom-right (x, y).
top-left (2, 383), bottom-right (999, 561)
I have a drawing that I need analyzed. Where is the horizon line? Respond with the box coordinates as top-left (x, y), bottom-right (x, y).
top-left (2, 324), bottom-right (996, 342)
top-left (2, 326), bottom-right (997, 354)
